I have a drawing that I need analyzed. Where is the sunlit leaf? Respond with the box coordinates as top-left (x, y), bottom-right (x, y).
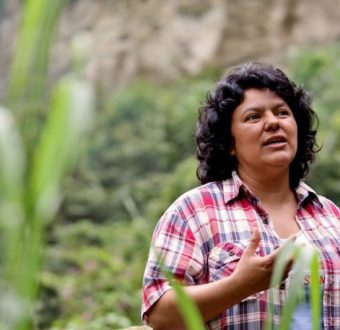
top-left (7, 0), bottom-right (65, 101)
top-left (156, 251), bottom-right (205, 330)
top-left (30, 77), bottom-right (95, 222)
top-left (0, 107), bottom-right (25, 198)
top-left (310, 252), bottom-right (321, 330)
top-left (279, 251), bottom-right (305, 330)
top-left (265, 240), bottom-right (297, 330)
top-left (169, 277), bottom-right (205, 330)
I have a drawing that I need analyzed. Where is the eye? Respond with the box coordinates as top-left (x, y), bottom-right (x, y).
top-left (245, 113), bottom-right (259, 121)
top-left (277, 109), bottom-right (290, 117)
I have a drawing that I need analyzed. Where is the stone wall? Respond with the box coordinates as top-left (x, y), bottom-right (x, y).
top-left (1, 0), bottom-right (340, 94)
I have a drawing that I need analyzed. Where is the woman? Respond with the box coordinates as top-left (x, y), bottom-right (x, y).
top-left (141, 62), bottom-right (340, 329)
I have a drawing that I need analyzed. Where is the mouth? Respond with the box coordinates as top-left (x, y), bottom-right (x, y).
top-left (263, 136), bottom-right (287, 146)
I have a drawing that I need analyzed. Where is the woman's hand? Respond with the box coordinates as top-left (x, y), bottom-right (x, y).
top-left (231, 229), bottom-right (294, 297)
top-left (147, 229), bottom-right (294, 330)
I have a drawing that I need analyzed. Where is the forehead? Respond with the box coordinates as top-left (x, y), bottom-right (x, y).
top-left (238, 88), bottom-right (288, 110)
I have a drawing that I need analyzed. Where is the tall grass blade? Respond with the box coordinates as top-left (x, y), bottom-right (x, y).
top-left (7, 0), bottom-right (65, 102)
top-left (310, 252), bottom-right (321, 330)
top-left (278, 245), bottom-right (320, 330)
top-left (0, 1), bottom-right (95, 329)
top-left (171, 280), bottom-right (206, 330)
top-left (279, 251), bottom-right (305, 330)
top-left (0, 107), bottom-right (26, 329)
top-left (156, 250), bottom-right (205, 330)
top-left (0, 76), bottom-right (95, 330)
top-left (29, 76), bottom-right (95, 222)
top-left (265, 241), bottom-right (297, 330)
top-left (6, 0), bottom-right (65, 157)
top-left (0, 106), bottom-right (25, 201)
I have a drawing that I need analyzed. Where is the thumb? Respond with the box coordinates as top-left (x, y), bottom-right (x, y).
top-left (245, 229), bottom-right (261, 255)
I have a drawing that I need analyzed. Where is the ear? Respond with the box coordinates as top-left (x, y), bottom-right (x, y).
top-left (229, 138), bottom-right (235, 155)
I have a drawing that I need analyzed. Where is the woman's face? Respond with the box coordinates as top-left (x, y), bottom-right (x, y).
top-left (230, 88), bottom-right (298, 176)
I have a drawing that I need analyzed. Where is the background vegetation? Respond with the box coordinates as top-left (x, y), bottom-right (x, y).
top-left (42, 45), bottom-right (340, 329)
top-left (1, 1), bottom-right (340, 329)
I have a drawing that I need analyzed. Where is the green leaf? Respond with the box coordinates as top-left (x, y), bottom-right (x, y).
top-left (157, 251), bottom-right (205, 330)
top-left (279, 251), bottom-right (305, 330)
top-left (29, 77), bottom-right (95, 222)
top-left (0, 107), bottom-right (25, 199)
top-left (265, 240), bottom-right (297, 330)
top-left (7, 0), bottom-right (65, 101)
top-left (171, 280), bottom-right (205, 330)
top-left (310, 253), bottom-right (321, 330)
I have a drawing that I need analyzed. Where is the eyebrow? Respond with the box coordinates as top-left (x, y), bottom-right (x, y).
top-left (243, 102), bottom-right (289, 113)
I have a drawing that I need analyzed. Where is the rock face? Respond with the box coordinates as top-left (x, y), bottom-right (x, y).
top-left (1, 0), bottom-right (340, 93)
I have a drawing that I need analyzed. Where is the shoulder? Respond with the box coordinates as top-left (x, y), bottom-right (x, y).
top-left (154, 181), bottom-right (225, 231)
top-left (151, 182), bottom-right (224, 246)
top-left (300, 181), bottom-right (340, 217)
top-left (165, 181), bottom-right (224, 216)
top-left (317, 195), bottom-right (340, 216)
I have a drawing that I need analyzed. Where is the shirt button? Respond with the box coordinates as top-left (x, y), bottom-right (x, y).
top-left (229, 251), bottom-right (235, 257)
top-left (263, 218), bottom-right (269, 225)
top-left (249, 197), bottom-right (258, 205)
top-left (279, 282), bottom-right (286, 290)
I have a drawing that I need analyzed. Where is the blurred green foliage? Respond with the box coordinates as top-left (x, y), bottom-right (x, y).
top-left (289, 45), bottom-right (340, 204)
top-left (42, 78), bottom-right (209, 329)
top-left (39, 45), bottom-right (340, 329)
top-left (60, 79), bottom-right (211, 224)
top-left (0, 0), bottom-right (96, 329)
top-left (41, 220), bottom-right (148, 329)
top-left (4, 2), bottom-right (338, 330)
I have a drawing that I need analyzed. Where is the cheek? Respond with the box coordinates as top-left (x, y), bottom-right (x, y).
top-left (237, 128), bottom-right (260, 144)
top-left (291, 124), bottom-right (298, 153)
top-left (292, 123), bottom-right (298, 144)
top-left (229, 136), bottom-right (236, 155)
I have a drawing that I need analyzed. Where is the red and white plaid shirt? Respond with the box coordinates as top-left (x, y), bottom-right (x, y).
top-left (142, 171), bottom-right (340, 329)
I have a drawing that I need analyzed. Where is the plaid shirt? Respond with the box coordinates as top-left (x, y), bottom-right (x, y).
top-left (142, 171), bottom-right (340, 329)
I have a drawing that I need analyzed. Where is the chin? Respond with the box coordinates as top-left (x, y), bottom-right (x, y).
top-left (265, 153), bottom-right (295, 165)
top-left (264, 157), bottom-right (293, 168)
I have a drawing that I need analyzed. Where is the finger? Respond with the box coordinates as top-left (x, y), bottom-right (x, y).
top-left (266, 240), bottom-right (296, 275)
top-left (283, 259), bottom-right (294, 278)
top-left (281, 234), bottom-right (297, 247)
top-left (244, 229), bottom-right (261, 255)
top-left (269, 234), bottom-right (297, 260)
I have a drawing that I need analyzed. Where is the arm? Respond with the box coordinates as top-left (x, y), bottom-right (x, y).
top-left (147, 230), bottom-right (293, 330)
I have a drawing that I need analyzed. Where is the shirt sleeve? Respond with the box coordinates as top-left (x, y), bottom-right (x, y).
top-left (141, 205), bottom-right (204, 321)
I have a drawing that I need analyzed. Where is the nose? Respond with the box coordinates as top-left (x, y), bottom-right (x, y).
top-left (264, 112), bottom-right (279, 131)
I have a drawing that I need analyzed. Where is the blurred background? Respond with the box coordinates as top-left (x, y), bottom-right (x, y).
top-left (0, 0), bottom-right (340, 329)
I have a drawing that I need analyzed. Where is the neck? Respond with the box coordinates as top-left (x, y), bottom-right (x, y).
top-left (237, 167), bottom-right (294, 205)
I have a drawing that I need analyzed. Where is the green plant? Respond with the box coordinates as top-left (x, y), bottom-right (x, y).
top-left (42, 219), bottom-right (151, 329)
top-left (289, 44), bottom-right (340, 204)
top-left (61, 78), bottom-right (208, 225)
top-left (0, 0), bottom-right (95, 329)
top-left (165, 241), bottom-right (322, 330)
top-left (265, 241), bottom-right (321, 330)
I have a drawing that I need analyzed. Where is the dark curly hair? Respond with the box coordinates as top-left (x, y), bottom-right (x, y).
top-left (195, 62), bottom-right (319, 188)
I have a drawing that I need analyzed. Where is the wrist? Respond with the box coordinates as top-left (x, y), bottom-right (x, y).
top-left (227, 271), bottom-right (255, 300)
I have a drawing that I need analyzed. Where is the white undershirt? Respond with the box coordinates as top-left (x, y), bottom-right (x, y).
top-left (279, 231), bottom-right (323, 329)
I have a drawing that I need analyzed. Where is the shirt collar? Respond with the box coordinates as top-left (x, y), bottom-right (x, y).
top-left (222, 171), bottom-right (252, 204)
top-left (222, 170), bottom-right (321, 206)
top-left (295, 181), bottom-right (322, 207)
